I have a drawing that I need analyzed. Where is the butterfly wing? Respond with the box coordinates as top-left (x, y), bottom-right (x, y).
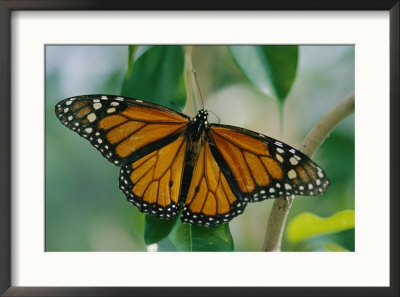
top-left (180, 140), bottom-right (246, 226)
top-left (119, 134), bottom-right (187, 218)
top-left (55, 95), bottom-right (190, 166)
top-left (55, 95), bottom-right (190, 218)
top-left (207, 124), bottom-right (330, 203)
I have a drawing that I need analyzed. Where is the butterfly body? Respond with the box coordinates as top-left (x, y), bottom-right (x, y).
top-left (55, 95), bottom-right (330, 227)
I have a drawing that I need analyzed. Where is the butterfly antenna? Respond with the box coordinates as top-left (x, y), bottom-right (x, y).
top-left (207, 110), bottom-right (221, 124)
top-left (191, 69), bottom-right (205, 110)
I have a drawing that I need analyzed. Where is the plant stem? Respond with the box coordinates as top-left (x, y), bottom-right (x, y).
top-left (262, 92), bottom-right (355, 252)
top-left (183, 46), bottom-right (197, 116)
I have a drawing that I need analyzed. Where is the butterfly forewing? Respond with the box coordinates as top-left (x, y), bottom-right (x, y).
top-left (208, 124), bottom-right (330, 202)
top-left (55, 95), bottom-right (189, 166)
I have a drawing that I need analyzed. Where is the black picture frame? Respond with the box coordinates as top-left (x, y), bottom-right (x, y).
top-left (1, 1), bottom-right (398, 296)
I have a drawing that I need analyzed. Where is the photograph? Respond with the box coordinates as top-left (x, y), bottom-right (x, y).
top-left (46, 45), bottom-right (355, 252)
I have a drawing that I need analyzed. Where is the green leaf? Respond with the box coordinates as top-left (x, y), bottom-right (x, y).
top-left (144, 214), bottom-right (179, 245)
top-left (287, 210), bottom-right (355, 244)
top-left (286, 229), bottom-right (355, 252)
top-left (229, 45), bottom-right (298, 102)
top-left (295, 242), bottom-right (350, 252)
top-left (156, 236), bottom-right (178, 251)
top-left (322, 243), bottom-right (349, 252)
top-left (133, 45), bottom-right (153, 61)
top-left (126, 45), bottom-right (139, 78)
top-left (121, 45), bottom-right (186, 110)
top-left (169, 221), bottom-right (234, 251)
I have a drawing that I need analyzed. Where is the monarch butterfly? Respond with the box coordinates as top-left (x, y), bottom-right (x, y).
top-left (55, 94), bottom-right (329, 227)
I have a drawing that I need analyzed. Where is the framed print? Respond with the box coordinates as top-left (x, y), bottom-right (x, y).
top-left (1, 1), bottom-right (399, 297)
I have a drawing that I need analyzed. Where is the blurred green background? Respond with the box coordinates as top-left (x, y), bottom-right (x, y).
top-left (45, 45), bottom-right (354, 252)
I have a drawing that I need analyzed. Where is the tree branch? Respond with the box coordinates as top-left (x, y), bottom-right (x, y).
top-left (262, 92), bottom-right (355, 252)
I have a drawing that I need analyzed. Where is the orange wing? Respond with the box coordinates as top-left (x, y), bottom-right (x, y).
top-left (207, 124), bottom-right (330, 202)
top-left (119, 135), bottom-right (187, 218)
top-left (181, 141), bottom-right (246, 226)
top-left (55, 95), bottom-right (190, 166)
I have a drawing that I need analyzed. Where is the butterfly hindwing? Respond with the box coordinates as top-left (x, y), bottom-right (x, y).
top-left (181, 141), bottom-right (247, 226)
top-left (208, 124), bottom-right (330, 202)
top-left (55, 95), bottom-right (190, 166)
top-left (119, 135), bottom-right (187, 219)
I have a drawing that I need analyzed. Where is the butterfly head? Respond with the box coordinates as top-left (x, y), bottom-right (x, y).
top-left (193, 109), bottom-right (209, 126)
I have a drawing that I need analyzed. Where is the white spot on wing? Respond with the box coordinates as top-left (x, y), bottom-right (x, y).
top-left (93, 103), bottom-right (102, 110)
top-left (290, 157), bottom-right (298, 165)
top-left (87, 113), bottom-right (96, 122)
top-left (277, 148), bottom-right (284, 154)
top-left (288, 169), bottom-right (297, 179)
